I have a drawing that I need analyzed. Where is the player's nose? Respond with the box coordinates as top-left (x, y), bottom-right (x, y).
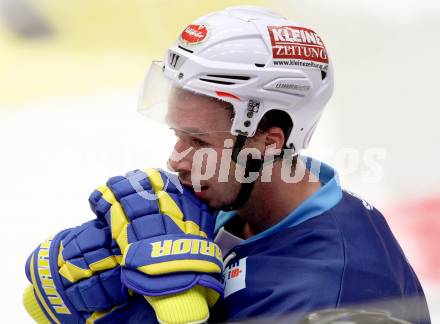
top-left (167, 140), bottom-right (193, 173)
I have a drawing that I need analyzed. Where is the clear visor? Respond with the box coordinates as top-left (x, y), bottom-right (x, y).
top-left (137, 61), bottom-right (233, 136)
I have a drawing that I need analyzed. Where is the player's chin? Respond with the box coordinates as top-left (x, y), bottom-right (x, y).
top-left (198, 188), bottom-right (235, 210)
top-left (193, 186), bottom-right (220, 208)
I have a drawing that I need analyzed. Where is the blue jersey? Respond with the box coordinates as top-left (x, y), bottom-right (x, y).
top-left (210, 158), bottom-right (430, 323)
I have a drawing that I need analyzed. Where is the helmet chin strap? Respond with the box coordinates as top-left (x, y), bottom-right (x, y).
top-left (226, 134), bottom-right (284, 211)
top-left (227, 135), bottom-right (261, 211)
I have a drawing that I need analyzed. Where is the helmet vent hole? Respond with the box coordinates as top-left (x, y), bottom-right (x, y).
top-left (178, 45), bottom-right (193, 53)
top-left (206, 74), bottom-right (250, 81)
top-left (255, 63), bottom-right (265, 68)
top-left (199, 74), bottom-right (251, 85)
top-left (199, 78), bottom-right (235, 85)
top-left (321, 71), bottom-right (327, 80)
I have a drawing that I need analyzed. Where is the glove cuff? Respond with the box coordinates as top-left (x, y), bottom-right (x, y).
top-left (145, 285), bottom-right (210, 324)
top-left (23, 285), bottom-right (51, 324)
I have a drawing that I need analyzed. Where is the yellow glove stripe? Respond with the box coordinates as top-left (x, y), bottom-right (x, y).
top-left (120, 243), bottom-right (131, 266)
top-left (145, 168), bottom-right (208, 238)
top-left (184, 221), bottom-right (207, 238)
top-left (57, 243), bottom-right (64, 268)
top-left (96, 185), bottom-right (108, 195)
top-left (157, 189), bottom-right (184, 221)
top-left (137, 259), bottom-right (221, 276)
top-left (59, 261), bottom-right (93, 282)
top-left (110, 201), bottom-right (129, 251)
top-left (98, 185), bottom-right (130, 252)
top-left (145, 167), bottom-right (167, 192)
top-left (58, 249), bottom-right (120, 283)
top-left (85, 306), bottom-right (117, 324)
top-left (89, 255), bottom-right (119, 272)
top-left (29, 253), bottom-right (61, 324)
top-left (23, 285), bottom-right (51, 324)
top-left (100, 185), bottom-right (117, 204)
top-left (158, 192), bottom-right (207, 238)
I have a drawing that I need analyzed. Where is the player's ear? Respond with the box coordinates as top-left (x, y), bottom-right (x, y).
top-left (264, 126), bottom-right (285, 150)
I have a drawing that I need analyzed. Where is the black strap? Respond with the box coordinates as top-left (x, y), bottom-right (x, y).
top-left (227, 135), bottom-right (263, 210)
top-left (226, 135), bottom-right (288, 210)
top-left (228, 157), bottom-right (263, 210)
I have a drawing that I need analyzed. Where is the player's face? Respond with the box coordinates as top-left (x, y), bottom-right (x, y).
top-left (165, 89), bottom-right (242, 209)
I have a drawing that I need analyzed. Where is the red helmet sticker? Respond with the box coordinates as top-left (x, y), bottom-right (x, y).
top-left (268, 26), bottom-right (329, 71)
top-left (180, 24), bottom-right (208, 45)
top-left (216, 91), bottom-right (241, 100)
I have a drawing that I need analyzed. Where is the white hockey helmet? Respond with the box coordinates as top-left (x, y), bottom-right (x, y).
top-left (138, 6), bottom-right (333, 154)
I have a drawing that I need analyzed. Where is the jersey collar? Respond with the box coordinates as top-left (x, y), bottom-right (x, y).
top-left (214, 156), bottom-right (343, 244)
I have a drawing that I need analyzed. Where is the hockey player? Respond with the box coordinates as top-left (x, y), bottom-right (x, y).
top-left (137, 6), bottom-right (431, 323)
top-left (24, 6), bottom-right (430, 324)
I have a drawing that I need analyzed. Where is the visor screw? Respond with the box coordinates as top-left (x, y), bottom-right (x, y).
top-left (247, 112), bottom-right (253, 118)
top-left (244, 121), bottom-right (251, 127)
top-left (178, 72), bottom-right (184, 80)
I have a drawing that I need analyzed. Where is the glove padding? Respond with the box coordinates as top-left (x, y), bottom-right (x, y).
top-left (23, 219), bottom-right (156, 323)
top-left (89, 168), bottom-right (223, 324)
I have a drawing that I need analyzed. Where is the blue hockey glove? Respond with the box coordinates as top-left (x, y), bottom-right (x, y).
top-left (89, 168), bottom-right (223, 324)
top-left (23, 219), bottom-right (156, 323)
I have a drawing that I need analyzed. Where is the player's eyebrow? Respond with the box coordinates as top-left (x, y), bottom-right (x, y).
top-left (173, 127), bottom-right (210, 136)
top-left (183, 127), bottom-right (207, 134)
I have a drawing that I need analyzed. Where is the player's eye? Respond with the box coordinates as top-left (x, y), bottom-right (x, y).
top-left (190, 137), bottom-right (208, 147)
